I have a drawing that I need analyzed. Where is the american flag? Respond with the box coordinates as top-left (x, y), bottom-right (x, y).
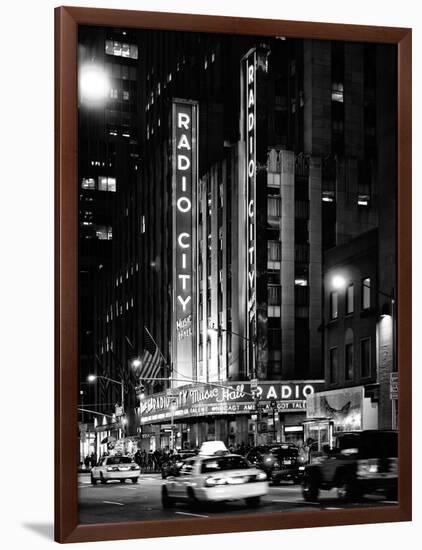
top-left (139, 327), bottom-right (163, 381)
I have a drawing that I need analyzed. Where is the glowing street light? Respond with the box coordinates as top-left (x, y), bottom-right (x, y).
top-left (132, 358), bottom-right (142, 369)
top-left (79, 64), bottom-right (110, 103)
top-left (331, 274), bottom-right (347, 290)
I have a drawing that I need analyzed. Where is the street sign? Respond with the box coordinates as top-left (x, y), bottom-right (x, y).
top-left (115, 405), bottom-right (123, 417)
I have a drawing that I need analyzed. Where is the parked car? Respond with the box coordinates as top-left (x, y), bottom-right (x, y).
top-left (161, 451), bottom-right (197, 479)
top-left (161, 453), bottom-right (268, 509)
top-left (302, 430), bottom-right (398, 502)
top-left (91, 455), bottom-right (140, 485)
top-left (246, 444), bottom-right (304, 484)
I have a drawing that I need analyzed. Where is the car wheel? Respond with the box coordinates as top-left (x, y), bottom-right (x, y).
top-left (120, 479), bottom-right (125, 483)
top-left (302, 476), bottom-right (319, 502)
top-left (131, 477), bottom-right (139, 484)
top-left (385, 489), bottom-right (398, 501)
top-left (90, 474), bottom-right (97, 486)
top-left (337, 475), bottom-right (360, 502)
top-left (245, 496), bottom-right (261, 507)
top-left (271, 478), bottom-right (280, 486)
top-left (162, 486), bottom-right (175, 508)
top-left (100, 473), bottom-right (107, 484)
top-left (187, 487), bottom-right (200, 509)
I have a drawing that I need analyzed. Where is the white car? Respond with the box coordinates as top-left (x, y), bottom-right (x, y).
top-left (91, 455), bottom-right (140, 485)
top-left (161, 453), bottom-right (268, 508)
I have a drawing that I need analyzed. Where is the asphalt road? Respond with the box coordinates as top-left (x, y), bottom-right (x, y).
top-left (78, 473), bottom-right (398, 524)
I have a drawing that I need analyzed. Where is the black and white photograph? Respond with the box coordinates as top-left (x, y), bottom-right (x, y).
top-left (77, 24), bottom-right (399, 525)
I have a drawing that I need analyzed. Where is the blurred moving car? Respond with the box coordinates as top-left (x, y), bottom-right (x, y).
top-left (161, 451), bottom-right (197, 479)
top-left (246, 444), bottom-right (303, 484)
top-left (91, 455), bottom-right (140, 485)
top-left (302, 430), bottom-right (398, 502)
top-left (161, 453), bottom-right (268, 508)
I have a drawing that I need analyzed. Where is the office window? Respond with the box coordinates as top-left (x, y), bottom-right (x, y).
top-left (330, 291), bottom-right (338, 320)
top-left (331, 82), bottom-right (344, 102)
top-left (329, 348), bottom-right (338, 383)
top-left (98, 176), bottom-right (117, 192)
top-left (268, 241), bottom-right (281, 261)
top-left (361, 338), bottom-right (371, 378)
top-left (268, 196), bottom-right (281, 217)
top-left (346, 284), bottom-right (354, 314)
top-left (345, 343), bottom-right (354, 380)
top-left (81, 178), bottom-right (95, 190)
top-left (105, 40), bottom-right (138, 59)
top-left (362, 277), bottom-right (371, 309)
top-left (268, 285), bottom-right (281, 306)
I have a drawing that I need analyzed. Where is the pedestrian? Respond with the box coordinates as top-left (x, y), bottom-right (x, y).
top-left (84, 454), bottom-right (90, 471)
top-left (147, 451), bottom-right (154, 472)
top-left (141, 450), bottom-right (147, 471)
top-left (90, 452), bottom-right (97, 468)
top-left (134, 449), bottom-right (142, 467)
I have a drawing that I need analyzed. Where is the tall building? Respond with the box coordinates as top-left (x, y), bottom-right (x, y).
top-left (77, 27), bottom-right (397, 455)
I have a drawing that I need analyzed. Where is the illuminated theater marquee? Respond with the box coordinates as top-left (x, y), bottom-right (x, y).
top-left (172, 100), bottom-right (198, 382)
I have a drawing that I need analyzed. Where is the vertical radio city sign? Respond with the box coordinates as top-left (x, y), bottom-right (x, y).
top-left (242, 47), bottom-right (269, 378)
top-left (245, 51), bottom-right (257, 328)
top-left (172, 99), bottom-right (198, 385)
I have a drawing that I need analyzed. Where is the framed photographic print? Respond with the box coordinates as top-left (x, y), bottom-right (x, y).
top-left (55, 5), bottom-right (412, 543)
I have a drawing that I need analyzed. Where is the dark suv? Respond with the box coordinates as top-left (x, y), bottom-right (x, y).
top-left (246, 444), bottom-right (303, 485)
top-left (302, 430), bottom-right (398, 502)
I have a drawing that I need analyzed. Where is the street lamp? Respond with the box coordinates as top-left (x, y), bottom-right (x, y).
top-left (131, 358), bottom-right (142, 369)
top-left (79, 64), bottom-right (110, 103)
top-left (87, 374), bottom-right (126, 437)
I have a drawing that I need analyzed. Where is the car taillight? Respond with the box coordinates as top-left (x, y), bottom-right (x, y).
top-left (107, 466), bottom-right (119, 472)
top-left (256, 472), bottom-right (267, 481)
top-left (205, 477), bottom-right (227, 487)
top-left (357, 459), bottom-right (378, 477)
top-left (389, 458), bottom-right (398, 474)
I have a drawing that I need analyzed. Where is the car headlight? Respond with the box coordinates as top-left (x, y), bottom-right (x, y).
top-left (357, 459), bottom-right (378, 476)
top-left (298, 466), bottom-right (305, 471)
top-left (131, 465), bottom-right (140, 470)
top-left (256, 471), bottom-right (267, 481)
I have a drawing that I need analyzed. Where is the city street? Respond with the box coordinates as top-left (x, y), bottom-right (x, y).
top-left (78, 473), bottom-right (398, 524)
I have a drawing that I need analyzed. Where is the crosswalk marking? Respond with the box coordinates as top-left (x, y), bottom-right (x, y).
top-left (175, 511), bottom-right (209, 518)
top-left (103, 500), bottom-right (125, 506)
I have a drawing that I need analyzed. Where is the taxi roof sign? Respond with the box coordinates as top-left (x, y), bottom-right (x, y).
top-left (198, 440), bottom-right (229, 456)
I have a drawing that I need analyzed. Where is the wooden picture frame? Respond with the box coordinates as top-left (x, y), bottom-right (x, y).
top-left (55, 5), bottom-right (412, 543)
